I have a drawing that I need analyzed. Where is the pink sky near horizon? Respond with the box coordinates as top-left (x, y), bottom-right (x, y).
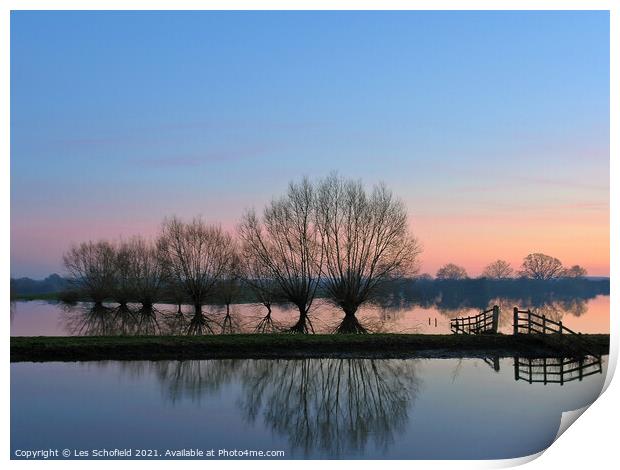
top-left (10, 194), bottom-right (610, 278)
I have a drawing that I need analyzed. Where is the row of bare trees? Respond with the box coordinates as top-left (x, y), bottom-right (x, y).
top-left (239, 175), bottom-right (421, 332)
top-left (63, 238), bottom-right (168, 307)
top-left (432, 254), bottom-right (588, 281)
top-left (63, 174), bottom-right (422, 334)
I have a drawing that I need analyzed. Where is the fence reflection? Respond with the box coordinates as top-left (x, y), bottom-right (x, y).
top-left (513, 356), bottom-right (603, 385)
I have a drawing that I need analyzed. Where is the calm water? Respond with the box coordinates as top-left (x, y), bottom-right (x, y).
top-left (10, 295), bottom-right (610, 336)
top-left (11, 356), bottom-right (606, 459)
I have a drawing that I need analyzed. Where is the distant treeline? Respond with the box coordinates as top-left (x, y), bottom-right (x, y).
top-left (12, 274), bottom-right (609, 307)
top-left (371, 277), bottom-right (609, 314)
top-left (10, 274), bottom-right (70, 297)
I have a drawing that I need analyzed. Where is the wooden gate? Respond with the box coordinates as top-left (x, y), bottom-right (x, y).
top-left (450, 306), bottom-right (499, 334)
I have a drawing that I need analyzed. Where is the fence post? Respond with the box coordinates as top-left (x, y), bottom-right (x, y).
top-left (491, 305), bottom-right (499, 333)
top-left (559, 321), bottom-right (563, 336)
top-left (542, 315), bottom-right (546, 334)
top-left (527, 310), bottom-right (532, 334)
top-left (514, 357), bottom-right (518, 381)
top-left (513, 307), bottom-right (518, 335)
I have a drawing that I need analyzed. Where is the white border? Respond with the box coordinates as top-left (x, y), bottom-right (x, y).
top-left (2, 2), bottom-right (617, 468)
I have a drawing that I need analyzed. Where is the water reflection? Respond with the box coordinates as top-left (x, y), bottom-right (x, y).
top-left (250, 308), bottom-right (281, 333)
top-left (186, 311), bottom-right (220, 336)
top-left (10, 293), bottom-right (610, 337)
top-left (61, 303), bottom-right (116, 336)
top-left (513, 356), bottom-right (603, 385)
top-left (109, 355), bottom-right (603, 457)
top-left (117, 358), bottom-right (420, 457)
top-left (240, 359), bottom-right (419, 456)
top-left (154, 360), bottom-right (243, 403)
top-left (61, 303), bottom-right (167, 336)
top-left (11, 356), bottom-right (608, 459)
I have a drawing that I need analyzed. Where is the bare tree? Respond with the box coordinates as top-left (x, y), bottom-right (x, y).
top-left (111, 240), bottom-right (136, 306)
top-left (216, 244), bottom-right (243, 334)
top-left (315, 174), bottom-right (421, 333)
top-left (436, 263), bottom-right (468, 280)
top-left (240, 246), bottom-right (283, 333)
top-left (158, 217), bottom-right (235, 319)
top-left (239, 178), bottom-right (323, 333)
top-left (128, 236), bottom-right (168, 308)
top-left (63, 240), bottom-right (116, 304)
top-left (162, 279), bottom-right (187, 314)
top-left (519, 253), bottom-right (564, 280)
top-left (481, 260), bottom-right (513, 279)
top-left (562, 265), bottom-right (587, 278)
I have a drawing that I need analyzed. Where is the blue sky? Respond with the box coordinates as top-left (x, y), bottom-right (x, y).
top-left (10, 11), bottom-right (609, 277)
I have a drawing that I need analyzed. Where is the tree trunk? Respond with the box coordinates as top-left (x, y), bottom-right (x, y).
top-left (335, 314), bottom-right (368, 334)
top-left (336, 306), bottom-right (367, 334)
top-left (288, 305), bottom-right (312, 334)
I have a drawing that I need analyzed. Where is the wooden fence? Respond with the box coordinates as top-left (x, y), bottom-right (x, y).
top-left (512, 307), bottom-right (600, 357)
top-left (450, 306), bottom-right (499, 335)
top-left (513, 356), bottom-right (603, 385)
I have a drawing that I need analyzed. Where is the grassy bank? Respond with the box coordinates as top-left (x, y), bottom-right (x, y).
top-left (11, 333), bottom-right (610, 362)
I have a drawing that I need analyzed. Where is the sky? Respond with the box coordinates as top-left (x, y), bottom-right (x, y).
top-left (10, 11), bottom-right (610, 278)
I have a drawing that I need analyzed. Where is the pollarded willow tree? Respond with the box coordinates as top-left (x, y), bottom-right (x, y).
top-left (63, 240), bottom-right (117, 304)
top-left (239, 177), bottom-right (323, 333)
top-left (215, 243), bottom-right (243, 334)
top-left (127, 236), bottom-right (168, 308)
top-left (314, 174), bottom-right (421, 333)
top-left (240, 245), bottom-right (283, 333)
top-left (112, 240), bottom-right (137, 306)
top-left (158, 216), bottom-right (235, 324)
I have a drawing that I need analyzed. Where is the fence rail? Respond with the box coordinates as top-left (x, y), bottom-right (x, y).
top-left (513, 307), bottom-right (600, 358)
top-left (451, 306), bottom-right (499, 335)
top-left (513, 356), bottom-right (603, 385)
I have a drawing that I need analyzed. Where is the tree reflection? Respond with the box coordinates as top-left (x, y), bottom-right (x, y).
top-left (138, 358), bottom-right (419, 457)
top-left (219, 307), bottom-right (242, 334)
top-left (334, 314), bottom-right (369, 334)
top-left (186, 310), bottom-right (219, 335)
top-left (55, 290), bottom-right (594, 337)
top-left (134, 305), bottom-right (163, 335)
top-left (61, 303), bottom-right (119, 336)
top-left (153, 360), bottom-right (243, 403)
top-left (239, 358), bottom-right (419, 456)
top-left (253, 308), bottom-right (279, 333)
top-left (110, 304), bottom-right (138, 335)
top-left (61, 303), bottom-right (171, 336)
